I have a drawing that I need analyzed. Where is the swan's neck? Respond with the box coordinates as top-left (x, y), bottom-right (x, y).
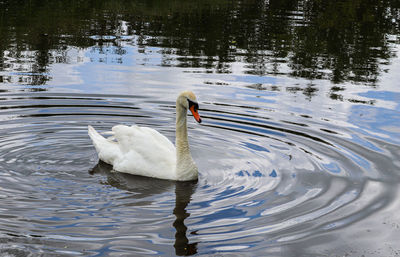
top-left (175, 103), bottom-right (198, 181)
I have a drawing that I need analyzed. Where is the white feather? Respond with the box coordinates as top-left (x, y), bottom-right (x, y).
top-left (89, 124), bottom-right (177, 180)
top-left (88, 91), bottom-right (200, 181)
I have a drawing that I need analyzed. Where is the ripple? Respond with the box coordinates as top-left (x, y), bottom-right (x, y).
top-left (0, 91), bottom-right (398, 256)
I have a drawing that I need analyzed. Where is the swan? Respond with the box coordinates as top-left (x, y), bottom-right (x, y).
top-left (88, 91), bottom-right (202, 181)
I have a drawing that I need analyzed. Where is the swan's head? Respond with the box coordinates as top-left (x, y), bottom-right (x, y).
top-left (178, 91), bottom-right (202, 123)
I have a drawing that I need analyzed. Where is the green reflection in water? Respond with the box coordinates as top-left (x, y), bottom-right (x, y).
top-left (0, 0), bottom-right (399, 85)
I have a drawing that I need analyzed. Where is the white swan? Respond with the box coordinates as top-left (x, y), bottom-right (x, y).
top-left (88, 91), bottom-right (202, 181)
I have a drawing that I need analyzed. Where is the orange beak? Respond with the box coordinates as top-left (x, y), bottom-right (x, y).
top-left (189, 105), bottom-right (202, 123)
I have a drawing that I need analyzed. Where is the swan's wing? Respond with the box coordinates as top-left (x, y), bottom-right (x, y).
top-left (90, 125), bottom-right (177, 179)
top-left (109, 125), bottom-right (176, 179)
top-left (139, 126), bottom-right (175, 152)
top-left (112, 124), bottom-right (175, 159)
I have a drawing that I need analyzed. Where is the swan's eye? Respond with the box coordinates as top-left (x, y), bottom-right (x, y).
top-left (188, 99), bottom-right (199, 111)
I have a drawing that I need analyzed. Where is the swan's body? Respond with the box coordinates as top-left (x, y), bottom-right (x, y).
top-left (88, 91), bottom-right (201, 181)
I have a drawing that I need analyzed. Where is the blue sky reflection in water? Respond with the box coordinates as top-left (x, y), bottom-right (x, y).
top-left (0, 0), bottom-right (400, 256)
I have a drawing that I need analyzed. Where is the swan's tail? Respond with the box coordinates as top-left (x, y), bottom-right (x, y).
top-left (88, 125), bottom-right (105, 144)
top-left (88, 125), bottom-right (120, 165)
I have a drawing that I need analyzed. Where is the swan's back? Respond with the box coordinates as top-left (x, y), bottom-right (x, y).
top-left (89, 125), bottom-right (177, 180)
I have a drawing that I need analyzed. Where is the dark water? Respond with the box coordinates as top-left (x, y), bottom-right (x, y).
top-left (1, 0), bottom-right (400, 256)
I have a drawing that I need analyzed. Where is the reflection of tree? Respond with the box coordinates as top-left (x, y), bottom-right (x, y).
top-left (289, 0), bottom-right (398, 85)
top-left (0, 0), bottom-right (399, 86)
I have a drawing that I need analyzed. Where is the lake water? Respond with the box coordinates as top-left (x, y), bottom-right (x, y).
top-left (0, 0), bottom-right (400, 256)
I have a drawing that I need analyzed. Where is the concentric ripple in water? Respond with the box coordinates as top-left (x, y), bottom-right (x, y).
top-left (0, 90), bottom-right (399, 256)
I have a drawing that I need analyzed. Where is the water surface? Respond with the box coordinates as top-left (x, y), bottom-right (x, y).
top-left (0, 0), bottom-right (400, 256)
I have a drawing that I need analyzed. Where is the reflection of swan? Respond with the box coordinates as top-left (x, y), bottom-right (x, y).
top-left (89, 161), bottom-right (198, 255)
top-left (89, 161), bottom-right (175, 196)
top-left (88, 91), bottom-right (202, 181)
top-left (174, 181), bottom-right (198, 256)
